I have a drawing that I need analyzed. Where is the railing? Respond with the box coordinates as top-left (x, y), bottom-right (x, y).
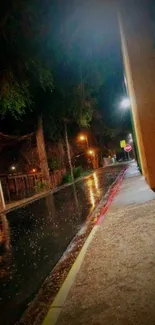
top-left (0, 168), bottom-right (66, 203)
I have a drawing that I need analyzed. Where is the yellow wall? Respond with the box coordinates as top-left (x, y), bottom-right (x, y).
top-left (118, 3), bottom-right (155, 189)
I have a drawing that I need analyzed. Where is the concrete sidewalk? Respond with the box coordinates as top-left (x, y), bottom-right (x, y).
top-left (43, 162), bottom-right (155, 325)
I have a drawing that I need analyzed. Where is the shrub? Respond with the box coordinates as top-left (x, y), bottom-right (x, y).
top-left (61, 172), bottom-right (73, 184)
top-left (35, 179), bottom-right (48, 193)
top-left (61, 166), bottom-right (83, 184)
top-left (73, 166), bottom-right (83, 179)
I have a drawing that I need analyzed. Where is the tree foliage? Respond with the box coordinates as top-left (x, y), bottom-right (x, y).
top-left (0, 0), bottom-right (98, 136)
top-left (0, 1), bottom-right (54, 118)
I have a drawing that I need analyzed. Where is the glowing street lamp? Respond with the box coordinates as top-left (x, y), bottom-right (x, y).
top-left (79, 135), bottom-right (85, 141)
top-left (120, 97), bottom-right (130, 109)
top-left (78, 133), bottom-right (89, 148)
top-left (11, 165), bottom-right (16, 171)
top-left (88, 149), bottom-right (95, 156)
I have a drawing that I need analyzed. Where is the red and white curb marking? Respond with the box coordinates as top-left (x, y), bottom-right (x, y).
top-left (96, 168), bottom-right (127, 225)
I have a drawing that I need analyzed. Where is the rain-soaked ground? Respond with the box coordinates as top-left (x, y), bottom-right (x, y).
top-left (0, 165), bottom-right (123, 325)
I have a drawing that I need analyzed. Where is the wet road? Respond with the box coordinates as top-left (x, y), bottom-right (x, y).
top-left (0, 165), bottom-right (123, 325)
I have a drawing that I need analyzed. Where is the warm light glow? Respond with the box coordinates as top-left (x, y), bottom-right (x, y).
top-left (32, 168), bottom-right (36, 173)
top-left (120, 97), bottom-right (130, 109)
top-left (87, 179), bottom-right (95, 207)
top-left (78, 134), bottom-right (88, 148)
top-left (11, 166), bottom-right (16, 171)
top-left (88, 149), bottom-right (94, 156)
top-left (90, 188), bottom-right (95, 207)
top-left (93, 173), bottom-right (99, 190)
top-left (79, 135), bottom-right (86, 141)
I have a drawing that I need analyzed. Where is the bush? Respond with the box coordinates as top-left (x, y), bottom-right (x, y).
top-left (61, 172), bottom-right (73, 184)
top-left (73, 166), bottom-right (83, 179)
top-left (61, 166), bottom-right (83, 184)
top-left (35, 179), bottom-right (48, 193)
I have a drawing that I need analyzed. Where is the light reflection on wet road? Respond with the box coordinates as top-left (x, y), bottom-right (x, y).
top-left (0, 166), bottom-right (123, 325)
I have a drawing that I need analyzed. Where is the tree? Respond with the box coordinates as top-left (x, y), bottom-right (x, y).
top-left (0, 1), bottom-right (54, 187)
top-left (0, 1), bottom-right (97, 186)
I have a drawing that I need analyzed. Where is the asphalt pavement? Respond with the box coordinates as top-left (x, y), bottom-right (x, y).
top-left (0, 165), bottom-right (123, 325)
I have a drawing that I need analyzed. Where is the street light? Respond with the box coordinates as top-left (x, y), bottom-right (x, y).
top-left (11, 165), bottom-right (16, 171)
top-left (79, 135), bottom-right (85, 141)
top-left (78, 133), bottom-right (89, 148)
top-left (88, 149), bottom-right (95, 156)
top-left (120, 97), bottom-right (130, 109)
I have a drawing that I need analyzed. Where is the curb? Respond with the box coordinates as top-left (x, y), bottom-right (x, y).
top-left (43, 226), bottom-right (99, 325)
top-left (96, 168), bottom-right (127, 225)
top-left (42, 167), bottom-right (127, 325)
top-left (0, 190), bottom-right (51, 215)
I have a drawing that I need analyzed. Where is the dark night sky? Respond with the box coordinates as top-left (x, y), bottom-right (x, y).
top-left (45, 0), bottom-right (130, 131)
top-left (49, 1), bottom-right (125, 102)
top-left (0, 0), bottom-right (130, 135)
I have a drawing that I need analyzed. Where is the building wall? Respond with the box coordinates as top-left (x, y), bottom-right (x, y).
top-left (119, 1), bottom-right (155, 189)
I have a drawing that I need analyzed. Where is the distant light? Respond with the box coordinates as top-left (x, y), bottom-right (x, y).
top-left (79, 135), bottom-right (85, 141)
top-left (11, 165), bottom-right (16, 171)
top-left (32, 168), bottom-right (36, 173)
top-left (78, 134), bottom-right (88, 144)
top-left (88, 149), bottom-right (94, 156)
top-left (120, 97), bottom-right (130, 109)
